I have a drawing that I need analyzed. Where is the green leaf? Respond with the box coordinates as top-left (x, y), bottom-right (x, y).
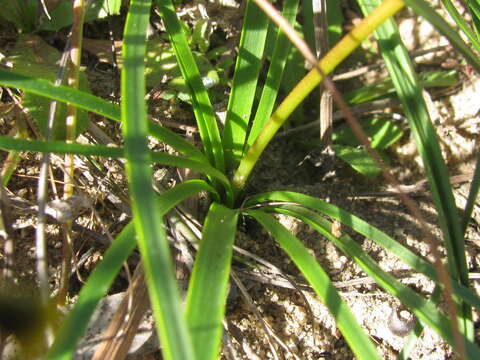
top-left (186, 203), bottom-right (239, 360)
top-left (223, 0), bottom-right (269, 169)
top-left (39, 0), bottom-right (122, 31)
top-left (121, 1), bottom-right (195, 359)
top-left (46, 179), bottom-right (218, 360)
top-left (462, 153), bottom-right (480, 233)
top-left (438, 0), bottom-right (480, 52)
top-left (247, 0), bottom-right (299, 147)
top-left (403, 0), bottom-right (480, 73)
top-left (244, 190), bottom-right (480, 312)
top-left (333, 117), bottom-right (403, 149)
top-left (266, 204), bottom-right (480, 358)
top-left (7, 35), bottom-right (90, 140)
top-left (46, 223), bottom-right (137, 360)
top-left (155, 0), bottom-right (225, 173)
top-left (332, 144), bottom-right (382, 178)
top-left (0, 0), bottom-right (37, 32)
top-left (192, 19), bottom-right (212, 54)
top-left (344, 70), bottom-right (457, 105)
top-left (359, 0), bottom-right (471, 338)
top-left (246, 209), bottom-right (382, 360)
top-left (0, 67), bottom-right (207, 162)
top-left (0, 136), bottom-right (230, 189)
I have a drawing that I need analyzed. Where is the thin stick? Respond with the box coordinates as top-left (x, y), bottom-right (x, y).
top-left (36, 34), bottom-right (71, 322)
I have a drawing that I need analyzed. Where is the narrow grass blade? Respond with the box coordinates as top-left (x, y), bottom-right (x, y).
top-left (246, 209), bottom-right (382, 360)
top-left (439, 0), bottom-right (480, 52)
top-left (121, 1), bottom-right (194, 360)
top-left (358, 0), bottom-right (471, 337)
top-left (0, 137), bottom-right (230, 189)
top-left (403, 0), bottom-right (480, 73)
top-left (266, 205), bottom-right (480, 358)
top-left (462, 153), bottom-right (480, 233)
top-left (244, 191), bottom-right (480, 311)
top-left (45, 180), bottom-right (219, 360)
top-left (223, 0), bottom-right (269, 169)
top-left (0, 68), bottom-right (206, 162)
top-left (232, 0), bottom-right (406, 190)
top-left (185, 203), bottom-right (239, 360)
top-left (45, 223), bottom-right (137, 360)
top-left (0, 68), bottom-right (119, 119)
top-left (155, 0), bottom-right (225, 172)
top-left (247, 0), bottom-right (299, 147)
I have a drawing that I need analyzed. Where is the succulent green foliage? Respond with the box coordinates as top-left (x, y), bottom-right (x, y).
top-left (344, 70), bottom-right (458, 105)
top-left (333, 117), bottom-right (403, 149)
top-left (332, 145), bottom-right (383, 178)
top-left (0, 0), bottom-right (38, 32)
top-left (38, 0), bottom-right (122, 31)
top-left (6, 34), bottom-right (90, 140)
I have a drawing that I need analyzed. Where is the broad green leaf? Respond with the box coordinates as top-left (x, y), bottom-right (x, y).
top-left (246, 209), bottom-right (382, 360)
top-left (332, 144), bottom-right (382, 178)
top-left (344, 70), bottom-right (457, 105)
top-left (7, 35), bottom-right (90, 140)
top-left (186, 203), bottom-right (239, 360)
top-left (333, 117), bottom-right (403, 149)
top-left (39, 0), bottom-right (122, 31)
top-left (121, 2), bottom-right (195, 359)
top-left (0, 0), bottom-right (37, 31)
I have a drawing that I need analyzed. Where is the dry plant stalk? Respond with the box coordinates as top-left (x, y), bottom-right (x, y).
top-left (58, 0), bottom-right (86, 305)
top-left (92, 264), bottom-right (150, 360)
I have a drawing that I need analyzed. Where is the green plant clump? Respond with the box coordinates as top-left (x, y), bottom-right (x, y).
top-left (0, 0), bottom-right (480, 359)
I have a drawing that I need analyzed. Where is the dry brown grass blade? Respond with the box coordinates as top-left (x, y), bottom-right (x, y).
top-left (312, 0), bottom-right (333, 146)
top-left (92, 263), bottom-right (150, 360)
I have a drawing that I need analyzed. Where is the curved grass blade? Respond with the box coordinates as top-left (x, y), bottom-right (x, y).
top-left (232, 0), bottom-right (406, 190)
top-left (46, 180), bottom-right (219, 360)
top-left (358, 0), bottom-right (471, 338)
top-left (0, 137), bottom-right (230, 190)
top-left (155, 0), bottom-right (224, 172)
top-left (0, 68), bottom-right (206, 162)
top-left (223, 0), bottom-right (269, 169)
top-left (403, 0), bottom-right (480, 73)
top-left (266, 205), bottom-right (480, 358)
top-left (247, 0), bottom-right (299, 147)
top-left (462, 153), bottom-right (480, 234)
top-left (439, 0), bottom-right (480, 52)
top-left (121, 1), bottom-right (194, 359)
top-left (45, 223), bottom-right (136, 360)
top-left (245, 209), bottom-right (382, 360)
top-left (244, 191), bottom-right (480, 312)
top-left (185, 203), bottom-right (239, 360)
top-left (0, 68), bottom-right (119, 119)
top-left (157, 179), bottom-right (220, 207)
